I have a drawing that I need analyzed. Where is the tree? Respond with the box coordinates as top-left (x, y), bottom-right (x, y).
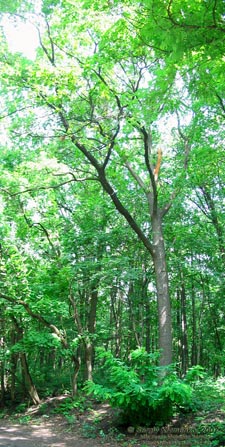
top-left (0, 0), bottom-right (175, 365)
top-left (0, 0), bottom-right (224, 381)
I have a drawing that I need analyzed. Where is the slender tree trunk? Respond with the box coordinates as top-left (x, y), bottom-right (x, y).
top-left (180, 281), bottom-right (188, 375)
top-left (191, 281), bottom-right (197, 366)
top-left (152, 213), bottom-right (172, 366)
top-left (0, 338), bottom-right (5, 407)
top-left (127, 283), bottom-right (141, 349)
top-left (84, 286), bottom-right (99, 381)
top-left (10, 322), bottom-right (23, 402)
top-left (85, 341), bottom-right (93, 381)
top-left (204, 281), bottom-right (223, 376)
top-left (176, 288), bottom-right (181, 367)
top-left (145, 300), bottom-right (151, 353)
top-left (71, 351), bottom-right (81, 396)
top-left (200, 187), bottom-right (225, 263)
top-left (11, 317), bottom-right (40, 405)
top-left (177, 281), bottom-right (189, 375)
top-left (197, 284), bottom-right (206, 365)
top-left (114, 293), bottom-right (123, 357)
top-left (10, 353), bottom-right (18, 402)
top-left (20, 353), bottom-right (40, 405)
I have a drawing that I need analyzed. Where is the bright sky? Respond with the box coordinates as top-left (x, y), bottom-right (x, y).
top-left (2, 18), bottom-right (39, 59)
top-left (1, 12), bottom-right (192, 148)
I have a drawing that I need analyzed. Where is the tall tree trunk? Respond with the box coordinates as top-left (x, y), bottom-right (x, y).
top-left (56, 109), bottom-right (173, 366)
top-left (152, 213), bottom-right (172, 366)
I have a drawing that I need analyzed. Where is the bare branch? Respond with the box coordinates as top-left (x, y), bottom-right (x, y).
top-left (0, 105), bottom-right (34, 121)
top-left (102, 124), bottom-right (120, 169)
top-left (45, 18), bottom-right (55, 65)
top-left (161, 190), bottom-right (178, 218)
top-left (215, 92), bottom-right (225, 115)
top-left (0, 173), bottom-right (96, 198)
top-left (125, 161), bottom-right (147, 190)
top-left (176, 110), bottom-right (191, 169)
top-left (68, 285), bottom-right (83, 335)
top-left (36, 19), bottom-right (55, 66)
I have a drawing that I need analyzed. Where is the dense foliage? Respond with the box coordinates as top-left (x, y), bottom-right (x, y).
top-left (86, 348), bottom-right (192, 426)
top-left (0, 0), bottom-right (224, 423)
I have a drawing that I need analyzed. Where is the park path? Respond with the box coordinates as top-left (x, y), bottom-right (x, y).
top-left (0, 420), bottom-right (106, 447)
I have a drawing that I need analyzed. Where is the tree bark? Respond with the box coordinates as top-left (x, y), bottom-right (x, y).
top-left (145, 300), bottom-right (151, 353)
top-left (152, 213), bottom-right (172, 366)
top-left (84, 341), bottom-right (93, 382)
top-left (180, 281), bottom-right (188, 375)
top-left (10, 327), bottom-right (19, 402)
top-left (200, 186), bottom-right (225, 262)
top-left (0, 338), bottom-right (5, 407)
top-left (71, 351), bottom-right (81, 396)
top-left (10, 353), bottom-right (18, 402)
top-left (191, 281), bottom-right (197, 366)
top-left (20, 353), bottom-right (41, 405)
top-left (85, 287), bottom-right (99, 381)
top-left (127, 282), bottom-right (141, 350)
top-left (11, 317), bottom-right (40, 404)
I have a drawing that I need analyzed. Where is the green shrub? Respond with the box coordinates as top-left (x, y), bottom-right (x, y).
top-left (52, 395), bottom-right (88, 416)
top-left (15, 403), bottom-right (28, 413)
top-left (85, 348), bottom-right (192, 427)
top-left (189, 374), bottom-right (225, 412)
top-left (184, 365), bottom-right (206, 384)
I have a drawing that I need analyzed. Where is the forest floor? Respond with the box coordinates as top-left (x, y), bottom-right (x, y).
top-left (0, 396), bottom-right (225, 447)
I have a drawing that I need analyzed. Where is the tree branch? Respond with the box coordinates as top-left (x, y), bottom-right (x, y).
top-left (36, 19), bottom-right (55, 66)
top-left (125, 161), bottom-right (147, 190)
top-left (140, 126), bottom-right (158, 215)
top-left (167, 0), bottom-right (225, 32)
top-left (215, 92), bottom-right (225, 115)
top-left (176, 110), bottom-right (191, 169)
top-left (97, 168), bottom-right (154, 256)
top-left (68, 285), bottom-right (83, 335)
top-left (0, 178), bottom-right (77, 198)
top-left (161, 190), bottom-right (178, 218)
top-left (0, 293), bottom-right (67, 348)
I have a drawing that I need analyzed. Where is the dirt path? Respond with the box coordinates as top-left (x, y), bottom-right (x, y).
top-left (0, 420), bottom-right (108, 447)
top-left (0, 419), bottom-right (210, 447)
top-left (0, 400), bottom-right (215, 447)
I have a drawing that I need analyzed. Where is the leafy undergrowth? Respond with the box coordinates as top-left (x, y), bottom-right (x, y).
top-left (1, 382), bottom-right (225, 447)
top-left (1, 366), bottom-right (225, 447)
top-left (86, 349), bottom-right (194, 427)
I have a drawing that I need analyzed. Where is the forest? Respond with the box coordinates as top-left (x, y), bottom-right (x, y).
top-left (0, 0), bottom-right (225, 444)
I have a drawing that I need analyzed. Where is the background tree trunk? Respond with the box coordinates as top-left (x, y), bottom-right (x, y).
top-left (0, 337), bottom-right (5, 407)
top-left (20, 353), bottom-right (40, 405)
top-left (180, 280), bottom-right (188, 375)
